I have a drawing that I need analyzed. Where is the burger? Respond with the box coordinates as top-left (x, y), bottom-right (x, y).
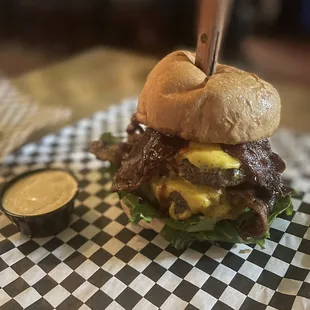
top-left (90, 51), bottom-right (292, 249)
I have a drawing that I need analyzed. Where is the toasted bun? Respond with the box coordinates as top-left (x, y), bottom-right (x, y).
top-left (120, 200), bottom-right (164, 233)
top-left (137, 50), bottom-right (281, 144)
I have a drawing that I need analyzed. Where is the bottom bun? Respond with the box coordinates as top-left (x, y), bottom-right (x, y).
top-left (120, 200), bottom-right (165, 233)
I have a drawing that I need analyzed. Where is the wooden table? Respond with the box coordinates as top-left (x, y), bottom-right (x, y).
top-left (11, 47), bottom-right (310, 140)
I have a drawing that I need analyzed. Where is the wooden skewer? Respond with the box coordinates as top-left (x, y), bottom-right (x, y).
top-left (195, 0), bottom-right (232, 76)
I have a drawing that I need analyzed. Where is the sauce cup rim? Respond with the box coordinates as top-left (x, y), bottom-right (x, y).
top-left (0, 168), bottom-right (79, 219)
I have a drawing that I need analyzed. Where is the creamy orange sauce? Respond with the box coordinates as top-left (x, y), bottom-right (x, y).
top-left (3, 170), bottom-right (78, 216)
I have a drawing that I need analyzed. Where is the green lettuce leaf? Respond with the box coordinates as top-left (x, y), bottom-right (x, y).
top-left (106, 163), bottom-right (119, 175)
top-left (268, 195), bottom-right (293, 225)
top-left (122, 190), bottom-right (293, 250)
top-left (122, 193), bottom-right (160, 224)
top-left (165, 216), bottom-right (216, 233)
top-left (100, 132), bottom-right (122, 146)
top-left (161, 221), bottom-right (265, 250)
top-left (98, 132), bottom-right (123, 176)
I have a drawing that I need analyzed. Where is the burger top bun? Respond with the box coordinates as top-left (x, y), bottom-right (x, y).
top-left (137, 50), bottom-right (281, 144)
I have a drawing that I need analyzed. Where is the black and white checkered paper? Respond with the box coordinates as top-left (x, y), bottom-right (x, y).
top-left (0, 99), bottom-right (309, 310)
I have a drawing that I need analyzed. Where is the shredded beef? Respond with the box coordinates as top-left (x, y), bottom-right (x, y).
top-left (222, 139), bottom-right (290, 196)
top-left (226, 189), bottom-right (269, 238)
top-left (89, 140), bottom-right (131, 166)
top-left (179, 159), bottom-right (246, 188)
top-left (89, 116), bottom-right (144, 167)
top-left (126, 113), bottom-right (144, 135)
top-left (111, 128), bottom-right (187, 192)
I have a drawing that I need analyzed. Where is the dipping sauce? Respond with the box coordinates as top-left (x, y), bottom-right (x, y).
top-left (3, 170), bottom-right (78, 216)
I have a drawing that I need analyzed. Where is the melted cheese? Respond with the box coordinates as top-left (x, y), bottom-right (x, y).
top-left (177, 142), bottom-right (241, 169)
top-left (151, 176), bottom-right (235, 219)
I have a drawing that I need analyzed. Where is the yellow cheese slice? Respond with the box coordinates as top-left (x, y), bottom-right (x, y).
top-left (178, 142), bottom-right (241, 169)
top-left (151, 176), bottom-right (234, 219)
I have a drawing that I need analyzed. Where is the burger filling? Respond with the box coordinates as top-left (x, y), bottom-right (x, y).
top-left (89, 116), bottom-right (292, 249)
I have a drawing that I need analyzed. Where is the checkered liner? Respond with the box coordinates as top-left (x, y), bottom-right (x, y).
top-left (0, 99), bottom-right (309, 310)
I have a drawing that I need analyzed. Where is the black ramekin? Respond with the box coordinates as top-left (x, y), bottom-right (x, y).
top-left (0, 168), bottom-right (79, 238)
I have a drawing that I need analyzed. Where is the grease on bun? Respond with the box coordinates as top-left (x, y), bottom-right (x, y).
top-left (137, 50), bottom-right (281, 144)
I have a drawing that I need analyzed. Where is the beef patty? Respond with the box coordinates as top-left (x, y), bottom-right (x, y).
top-left (179, 159), bottom-right (246, 188)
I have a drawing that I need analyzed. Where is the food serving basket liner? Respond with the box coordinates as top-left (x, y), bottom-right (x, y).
top-left (0, 99), bottom-right (309, 310)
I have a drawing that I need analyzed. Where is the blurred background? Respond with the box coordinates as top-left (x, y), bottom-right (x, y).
top-left (0, 0), bottom-right (309, 133)
top-left (1, 0), bottom-right (309, 80)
